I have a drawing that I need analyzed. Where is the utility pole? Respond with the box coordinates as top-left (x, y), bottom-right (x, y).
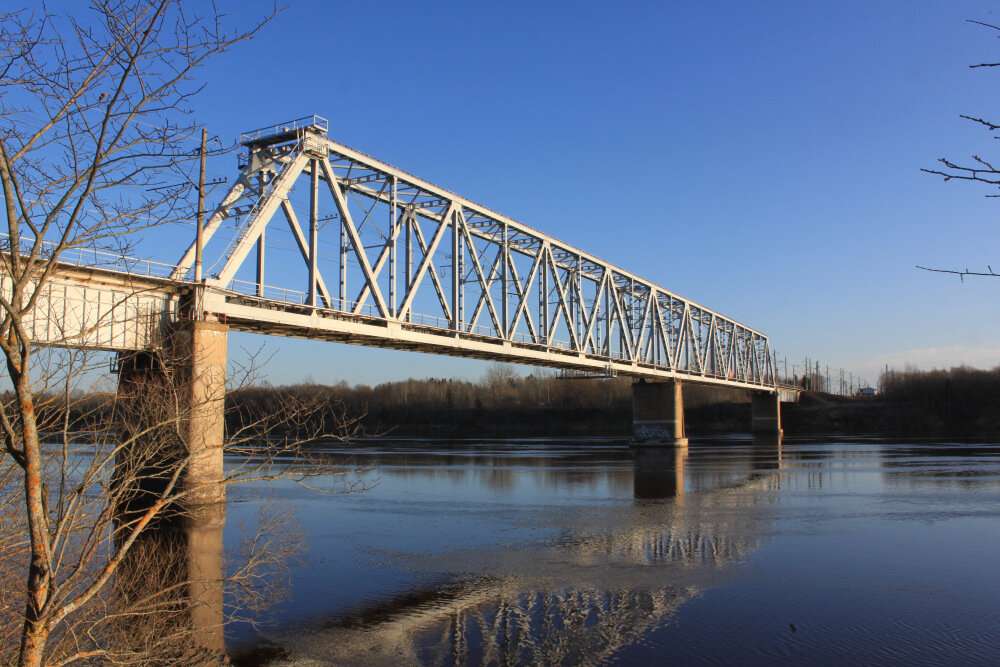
top-left (193, 128), bottom-right (207, 320)
top-left (194, 128), bottom-right (206, 284)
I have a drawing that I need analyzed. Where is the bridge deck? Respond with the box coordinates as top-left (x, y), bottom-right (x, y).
top-left (211, 287), bottom-right (776, 391)
top-left (1, 259), bottom-right (181, 352)
top-left (3, 252), bottom-right (779, 391)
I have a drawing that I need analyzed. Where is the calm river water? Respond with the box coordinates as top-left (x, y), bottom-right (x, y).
top-left (219, 436), bottom-right (1000, 666)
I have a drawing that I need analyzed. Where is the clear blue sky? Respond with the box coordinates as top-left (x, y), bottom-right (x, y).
top-left (145, 1), bottom-right (1000, 386)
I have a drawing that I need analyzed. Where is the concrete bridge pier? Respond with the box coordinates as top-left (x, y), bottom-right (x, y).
top-left (630, 380), bottom-right (688, 448)
top-left (113, 320), bottom-right (228, 659)
top-left (174, 320), bottom-right (229, 513)
top-left (115, 320), bottom-right (229, 522)
top-left (750, 391), bottom-right (782, 436)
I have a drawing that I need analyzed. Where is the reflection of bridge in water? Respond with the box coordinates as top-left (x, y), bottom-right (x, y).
top-left (229, 439), bottom-right (783, 666)
top-left (102, 439), bottom-right (786, 665)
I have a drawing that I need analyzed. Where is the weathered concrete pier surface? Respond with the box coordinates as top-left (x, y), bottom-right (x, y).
top-left (631, 380), bottom-right (689, 447)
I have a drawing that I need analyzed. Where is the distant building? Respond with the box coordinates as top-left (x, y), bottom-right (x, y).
top-left (857, 387), bottom-right (876, 398)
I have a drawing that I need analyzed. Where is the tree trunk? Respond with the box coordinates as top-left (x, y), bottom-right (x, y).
top-left (14, 361), bottom-right (51, 667)
top-left (18, 620), bottom-right (47, 667)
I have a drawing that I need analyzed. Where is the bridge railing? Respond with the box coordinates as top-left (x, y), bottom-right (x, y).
top-left (238, 115), bottom-right (329, 145)
top-left (0, 233), bottom-right (182, 280)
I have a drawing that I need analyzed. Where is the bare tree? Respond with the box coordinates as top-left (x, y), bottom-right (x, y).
top-left (921, 20), bottom-right (1000, 279)
top-left (482, 363), bottom-right (519, 409)
top-left (0, 345), bottom-right (363, 665)
top-left (0, 3), bottom-right (372, 665)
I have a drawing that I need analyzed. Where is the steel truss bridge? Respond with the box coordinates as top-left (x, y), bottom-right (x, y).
top-left (6, 115), bottom-right (777, 391)
top-left (160, 115), bottom-right (775, 390)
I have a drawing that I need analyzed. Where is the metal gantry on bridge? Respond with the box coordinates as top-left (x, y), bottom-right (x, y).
top-left (165, 116), bottom-right (775, 391)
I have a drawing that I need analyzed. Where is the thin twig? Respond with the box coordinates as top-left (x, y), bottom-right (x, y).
top-left (915, 264), bottom-right (1000, 282)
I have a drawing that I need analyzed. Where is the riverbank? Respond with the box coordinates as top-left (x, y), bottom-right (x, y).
top-left (781, 392), bottom-right (1000, 435)
top-left (359, 401), bottom-right (752, 438)
top-left (218, 365), bottom-right (1000, 438)
top-left (227, 392), bottom-right (1000, 439)
top-left (362, 396), bottom-right (1000, 438)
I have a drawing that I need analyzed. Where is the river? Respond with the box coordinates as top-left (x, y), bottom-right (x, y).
top-left (214, 436), bottom-right (1000, 666)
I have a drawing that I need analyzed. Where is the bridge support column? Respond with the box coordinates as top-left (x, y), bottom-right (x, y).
top-left (631, 380), bottom-right (688, 447)
top-left (116, 320), bottom-right (228, 521)
top-left (177, 320), bottom-right (229, 513)
top-left (751, 391), bottom-right (782, 436)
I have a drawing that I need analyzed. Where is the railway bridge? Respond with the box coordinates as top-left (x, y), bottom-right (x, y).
top-left (5, 115), bottom-right (792, 502)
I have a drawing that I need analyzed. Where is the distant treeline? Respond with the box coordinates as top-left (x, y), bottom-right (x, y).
top-left (226, 367), bottom-right (750, 437)
top-left (879, 365), bottom-right (1000, 432)
top-left (782, 365), bottom-right (1000, 434)
top-left (22, 364), bottom-right (999, 440)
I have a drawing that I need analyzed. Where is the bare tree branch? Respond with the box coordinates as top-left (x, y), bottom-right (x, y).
top-left (916, 264), bottom-right (1000, 282)
top-left (0, 3), bottom-right (377, 666)
top-left (922, 19), bottom-right (1000, 279)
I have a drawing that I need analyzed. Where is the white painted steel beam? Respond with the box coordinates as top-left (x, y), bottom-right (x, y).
top-left (279, 201), bottom-right (333, 308)
top-left (205, 289), bottom-right (774, 392)
top-left (0, 264), bottom-right (179, 351)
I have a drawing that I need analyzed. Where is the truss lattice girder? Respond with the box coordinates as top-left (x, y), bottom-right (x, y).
top-left (173, 129), bottom-right (775, 388)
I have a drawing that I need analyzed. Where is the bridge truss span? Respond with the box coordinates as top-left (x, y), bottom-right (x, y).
top-left (173, 117), bottom-right (775, 390)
